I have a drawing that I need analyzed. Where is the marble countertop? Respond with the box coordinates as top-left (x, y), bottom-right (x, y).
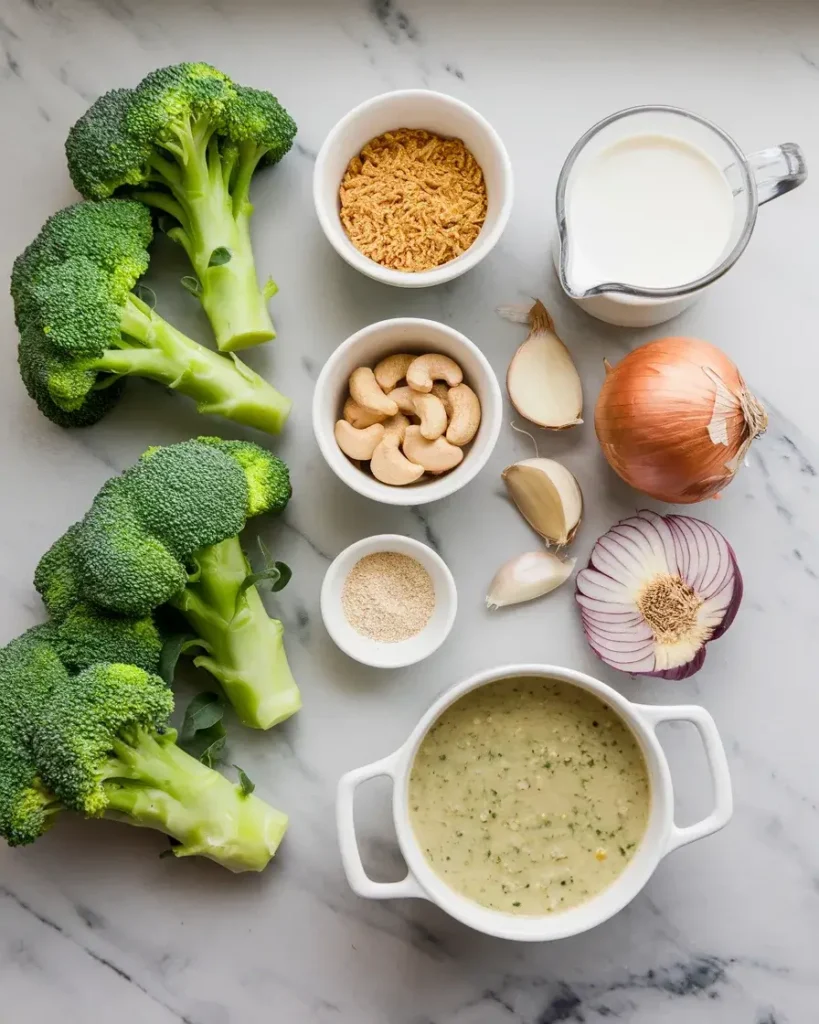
top-left (2, 1), bottom-right (818, 1021)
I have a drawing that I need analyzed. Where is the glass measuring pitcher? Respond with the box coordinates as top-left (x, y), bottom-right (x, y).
top-left (555, 105), bottom-right (807, 327)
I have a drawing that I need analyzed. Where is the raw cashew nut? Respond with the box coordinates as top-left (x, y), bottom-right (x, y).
top-left (384, 385), bottom-right (417, 415)
top-left (374, 353), bottom-right (416, 391)
top-left (445, 383), bottom-right (481, 446)
top-left (343, 396), bottom-right (386, 430)
top-left (406, 353), bottom-right (463, 393)
top-left (412, 392), bottom-right (448, 440)
top-left (388, 387), bottom-right (447, 436)
top-left (371, 414), bottom-right (424, 486)
top-left (349, 367), bottom-right (398, 417)
top-left (382, 412), bottom-right (411, 443)
top-left (402, 425), bottom-right (464, 474)
top-left (334, 420), bottom-right (385, 461)
top-left (431, 382), bottom-right (451, 415)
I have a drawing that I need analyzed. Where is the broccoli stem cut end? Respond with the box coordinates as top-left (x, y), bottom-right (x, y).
top-left (103, 728), bottom-right (287, 872)
top-left (171, 537), bottom-right (302, 730)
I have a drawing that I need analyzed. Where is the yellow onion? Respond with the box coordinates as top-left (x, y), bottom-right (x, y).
top-left (595, 337), bottom-right (767, 503)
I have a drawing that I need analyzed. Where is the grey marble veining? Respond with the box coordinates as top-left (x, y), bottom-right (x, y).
top-left (1, 1), bottom-right (818, 1021)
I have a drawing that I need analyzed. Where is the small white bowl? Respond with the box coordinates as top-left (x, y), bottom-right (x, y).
top-left (313, 89), bottom-right (514, 287)
top-left (312, 317), bottom-right (503, 506)
top-left (321, 535), bottom-right (457, 669)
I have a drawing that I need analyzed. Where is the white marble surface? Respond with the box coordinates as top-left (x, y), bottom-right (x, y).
top-left (1, 0), bottom-right (818, 1021)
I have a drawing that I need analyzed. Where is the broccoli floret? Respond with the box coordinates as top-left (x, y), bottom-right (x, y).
top-left (35, 438), bottom-right (299, 730)
top-left (0, 629), bottom-right (66, 845)
top-left (33, 523), bottom-right (85, 618)
top-left (47, 603), bottom-right (163, 675)
top-left (11, 200), bottom-right (292, 434)
top-left (0, 624), bottom-right (287, 870)
top-left (197, 435), bottom-right (292, 516)
top-left (66, 63), bottom-right (297, 352)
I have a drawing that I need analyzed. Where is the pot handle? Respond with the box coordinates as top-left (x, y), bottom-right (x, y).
top-left (634, 703), bottom-right (733, 854)
top-left (336, 752), bottom-right (426, 901)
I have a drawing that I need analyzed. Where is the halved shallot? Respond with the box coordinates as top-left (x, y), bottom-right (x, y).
top-left (576, 510), bottom-right (742, 680)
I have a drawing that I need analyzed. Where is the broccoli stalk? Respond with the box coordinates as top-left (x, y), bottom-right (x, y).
top-left (66, 63), bottom-right (297, 352)
top-left (109, 292), bottom-right (290, 434)
top-left (173, 537), bottom-right (300, 729)
top-left (141, 139), bottom-right (278, 351)
top-left (11, 199), bottom-right (291, 433)
top-left (101, 725), bottom-right (287, 872)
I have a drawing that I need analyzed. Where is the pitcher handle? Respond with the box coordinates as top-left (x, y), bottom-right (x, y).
top-left (748, 143), bottom-right (807, 205)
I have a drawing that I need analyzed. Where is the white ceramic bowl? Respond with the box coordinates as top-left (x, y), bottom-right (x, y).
top-left (313, 89), bottom-right (514, 287)
top-left (337, 664), bottom-right (733, 941)
top-left (312, 317), bottom-right (502, 506)
top-left (321, 534), bottom-right (457, 669)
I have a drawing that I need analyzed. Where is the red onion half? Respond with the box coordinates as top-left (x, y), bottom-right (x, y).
top-left (576, 510), bottom-right (742, 680)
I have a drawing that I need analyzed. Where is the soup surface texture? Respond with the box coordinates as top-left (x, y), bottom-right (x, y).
top-left (408, 677), bottom-right (650, 915)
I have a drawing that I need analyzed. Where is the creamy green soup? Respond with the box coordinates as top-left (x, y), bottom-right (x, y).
top-left (408, 677), bottom-right (650, 916)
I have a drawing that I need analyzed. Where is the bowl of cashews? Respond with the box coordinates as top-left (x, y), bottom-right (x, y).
top-left (312, 317), bottom-right (503, 506)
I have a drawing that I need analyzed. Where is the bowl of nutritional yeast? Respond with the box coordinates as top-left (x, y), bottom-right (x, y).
top-left (338, 663), bottom-right (733, 940)
top-left (321, 534), bottom-right (457, 669)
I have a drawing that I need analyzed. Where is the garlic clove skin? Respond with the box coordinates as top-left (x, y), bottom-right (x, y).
top-left (502, 458), bottom-right (583, 546)
top-left (486, 551), bottom-right (576, 610)
top-left (504, 300), bottom-right (583, 430)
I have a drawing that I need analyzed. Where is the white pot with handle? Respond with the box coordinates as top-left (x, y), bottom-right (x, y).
top-left (337, 663), bottom-right (732, 941)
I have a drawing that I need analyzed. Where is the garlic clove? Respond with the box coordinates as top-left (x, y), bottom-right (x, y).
top-left (486, 551), bottom-right (576, 610)
top-left (503, 300), bottom-right (583, 429)
top-left (502, 458), bottom-right (582, 546)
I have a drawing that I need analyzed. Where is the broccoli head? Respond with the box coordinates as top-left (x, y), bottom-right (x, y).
top-left (35, 438), bottom-right (299, 730)
top-left (0, 621), bottom-right (287, 870)
top-left (11, 199), bottom-right (292, 433)
top-left (66, 63), bottom-right (297, 352)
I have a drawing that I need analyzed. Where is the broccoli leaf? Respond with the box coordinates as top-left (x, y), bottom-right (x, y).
top-left (197, 732), bottom-right (226, 768)
top-left (180, 691), bottom-right (224, 739)
top-left (236, 561), bottom-right (291, 605)
top-left (180, 275), bottom-right (203, 297)
top-left (208, 247), bottom-right (232, 267)
top-left (179, 692), bottom-right (227, 767)
top-left (158, 633), bottom-right (201, 685)
top-left (234, 765), bottom-right (255, 797)
top-left (235, 538), bottom-right (292, 612)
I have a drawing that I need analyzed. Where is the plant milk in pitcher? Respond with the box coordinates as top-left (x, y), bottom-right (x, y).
top-left (567, 133), bottom-right (735, 291)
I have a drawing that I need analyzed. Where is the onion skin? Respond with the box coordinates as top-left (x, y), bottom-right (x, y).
top-left (595, 337), bottom-right (767, 503)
